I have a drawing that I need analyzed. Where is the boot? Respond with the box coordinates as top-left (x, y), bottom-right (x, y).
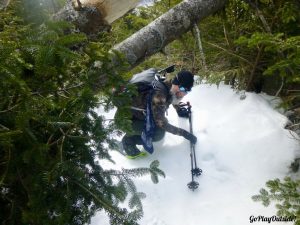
top-left (121, 135), bottom-right (146, 158)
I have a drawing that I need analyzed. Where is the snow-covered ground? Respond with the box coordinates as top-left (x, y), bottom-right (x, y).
top-left (138, 0), bottom-right (155, 6)
top-left (91, 83), bottom-right (299, 225)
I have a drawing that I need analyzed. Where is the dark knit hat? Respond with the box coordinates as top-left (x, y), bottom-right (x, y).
top-left (172, 70), bottom-right (194, 91)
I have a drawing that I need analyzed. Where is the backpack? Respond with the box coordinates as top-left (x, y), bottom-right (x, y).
top-left (129, 68), bottom-right (163, 93)
top-left (129, 67), bottom-right (175, 154)
top-left (129, 64), bottom-right (175, 94)
top-left (129, 68), bottom-right (164, 154)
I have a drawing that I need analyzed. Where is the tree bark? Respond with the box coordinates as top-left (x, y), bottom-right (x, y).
top-left (70, 0), bottom-right (140, 24)
top-left (0, 0), bottom-right (10, 9)
top-left (113, 0), bottom-right (227, 68)
top-left (53, 0), bottom-right (140, 38)
top-left (193, 23), bottom-right (207, 71)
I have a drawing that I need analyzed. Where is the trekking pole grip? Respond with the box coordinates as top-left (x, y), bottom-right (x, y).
top-left (187, 101), bottom-right (191, 110)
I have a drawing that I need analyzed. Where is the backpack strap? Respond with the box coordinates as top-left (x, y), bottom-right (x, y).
top-left (141, 89), bottom-right (155, 154)
top-left (131, 106), bottom-right (146, 115)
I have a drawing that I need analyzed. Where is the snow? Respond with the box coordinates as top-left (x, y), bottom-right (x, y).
top-left (91, 83), bottom-right (299, 225)
top-left (138, 0), bottom-right (155, 6)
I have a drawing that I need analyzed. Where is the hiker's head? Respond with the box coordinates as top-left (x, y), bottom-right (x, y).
top-left (170, 70), bottom-right (194, 103)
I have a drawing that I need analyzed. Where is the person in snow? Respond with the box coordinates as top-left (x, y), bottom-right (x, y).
top-left (121, 70), bottom-right (197, 158)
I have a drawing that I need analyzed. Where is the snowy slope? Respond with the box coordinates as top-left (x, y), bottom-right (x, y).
top-left (91, 83), bottom-right (299, 225)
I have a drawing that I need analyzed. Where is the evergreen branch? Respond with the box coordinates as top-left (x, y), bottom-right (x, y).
top-left (0, 147), bottom-right (11, 186)
top-left (30, 82), bottom-right (84, 96)
top-left (16, 167), bottom-right (30, 202)
top-left (49, 137), bottom-right (65, 148)
top-left (246, 45), bottom-right (263, 91)
top-left (57, 92), bottom-right (69, 99)
top-left (286, 123), bottom-right (300, 130)
top-left (193, 23), bottom-right (207, 71)
top-left (0, 130), bottom-right (23, 138)
top-left (275, 76), bottom-right (285, 97)
top-left (121, 168), bottom-right (151, 178)
top-left (222, 22), bottom-right (230, 47)
top-left (59, 134), bottom-right (65, 163)
top-left (0, 124), bottom-right (10, 131)
top-left (288, 130), bottom-right (300, 141)
top-left (127, 209), bottom-right (143, 223)
top-left (48, 122), bottom-right (75, 129)
top-left (242, 0), bottom-right (271, 33)
top-left (122, 175), bottom-right (137, 194)
top-left (129, 192), bottom-right (145, 210)
top-left (71, 179), bottom-right (124, 218)
top-left (150, 160), bottom-right (159, 168)
top-left (204, 41), bottom-right (253, 66)
top-left (113, 180), bottom-right (127, 202)
top-left (57, 82), bottom-right (84, 93)
top-left (287, 90), bottom-right (300, 93)
top-left (0, 103), bottom-right (19, 113)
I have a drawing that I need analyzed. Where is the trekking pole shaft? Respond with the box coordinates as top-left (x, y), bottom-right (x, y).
top-left (187, 104), bottom-right (196, 180)
top-left (188, 111), bottom-right (193, 134)
top-left (186, 104), bottom-right (201, 189)
top-left (189, 113), bottom-right (198, 167)
top-left (188, 105), bottom-right (201, 175)
top-left (192, 144), bottom-right (198, 168)
top-left (190, 152), bottom-right (195, 181)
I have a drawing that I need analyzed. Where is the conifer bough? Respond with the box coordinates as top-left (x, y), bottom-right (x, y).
top-left (113, 0), bottom-right (227, 67)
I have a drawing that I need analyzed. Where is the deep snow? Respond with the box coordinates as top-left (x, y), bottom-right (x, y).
top-left (91, 83), bottom-right (299, 225)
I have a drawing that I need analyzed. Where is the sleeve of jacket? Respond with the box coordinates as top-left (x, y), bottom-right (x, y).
top-left (152, 92), bottom-right (188, 137)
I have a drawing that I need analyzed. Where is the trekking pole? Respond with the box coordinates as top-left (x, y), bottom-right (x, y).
top-left (188, 102), bottom-right (202, 177)
top-left (186, 102), bottom-right (202, 190)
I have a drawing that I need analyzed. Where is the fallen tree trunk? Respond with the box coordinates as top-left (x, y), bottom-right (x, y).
top-left (113, 0), bottom-right (227, 68)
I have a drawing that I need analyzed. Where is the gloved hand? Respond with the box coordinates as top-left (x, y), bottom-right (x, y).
top-left (177, 107), bottom-right (189, 118)
top-left (176, 102), bottom-right (190, 118)
top-left (182, 130), bottom-right (197, 144)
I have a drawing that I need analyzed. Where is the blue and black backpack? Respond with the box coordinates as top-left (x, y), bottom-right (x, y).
top-left (129, 66), bottom-right (175, 153)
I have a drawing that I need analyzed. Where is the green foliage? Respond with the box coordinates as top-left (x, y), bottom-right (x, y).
top-left (0, 3), bottom-right (165, 225)
top-left (110, 0), bottom-right (300, 97)
top-left (150, 160), bottom-right (166, 184)
top-left (235, 32), bottom-right (300, 84)
top-left (198, 0), bottom-right (300, 96)
top-left (252, 177), bottom-right (300, 223)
